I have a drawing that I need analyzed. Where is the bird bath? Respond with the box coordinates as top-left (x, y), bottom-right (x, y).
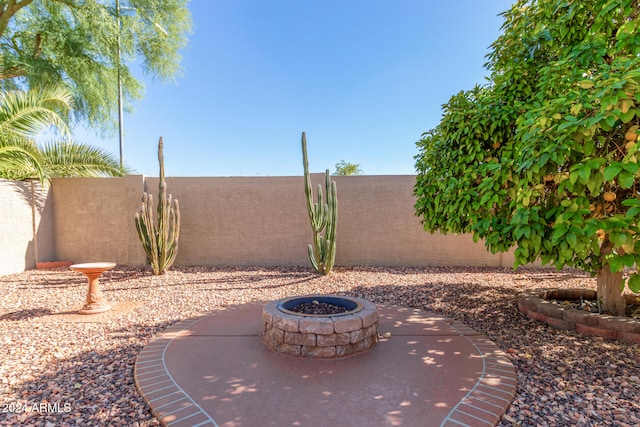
top-left (70, 262), bottom-right (115, 315)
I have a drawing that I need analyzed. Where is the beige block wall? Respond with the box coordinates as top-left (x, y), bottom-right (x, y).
top-left (48, 174), bottom-right (514, 269)
top-left (52, 175), bottom-right (145, 265)
top-left (147, 176), bottom-right (313, 266)
top-left (0, 179), bottom-right (55, 275)
top-left (334, 175), bottom-right (511, 267)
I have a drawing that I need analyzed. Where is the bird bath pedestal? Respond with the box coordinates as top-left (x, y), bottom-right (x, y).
top-left (70, 262), bottom-right (116, 315)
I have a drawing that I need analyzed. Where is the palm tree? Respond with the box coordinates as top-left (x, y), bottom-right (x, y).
top-left (0, 86), bottom-right (126, 183)
top-left (0, 138), bottom-right (46, 182)
top-left (40, 140), bottom-right (124, 178)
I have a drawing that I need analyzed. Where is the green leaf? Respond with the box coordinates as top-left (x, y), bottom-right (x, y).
top-left (569, 170), bottom-right (580, 185)
top-left (628, 274), bottom-right (640, 293)
top-left (608, 256), bottom-right (625, 273)
top-left (609, 255), bottom-right (636, 274)
top-left (609, 231), bottom-right (627, 247)
top-left (539, 152), bottom-right (550, 167)
top-left (558, 121), bottom-right (576, 131)
top-left (587, 173), bottom-right (603, 194)
top-left (551, 225), bottom-right (568, 243)
top-left (578, 165), bottom-right (591, 183)
top-left (626, 206), bottom-right (640, 218)
top-left (604, 163), bottom-right (623, 181)
top-left (622, 162), bottom-right (639, 174)
top-left (620, 109), bottom-right (636, 124)
top-left (618, 171), bottom-right (635, 189)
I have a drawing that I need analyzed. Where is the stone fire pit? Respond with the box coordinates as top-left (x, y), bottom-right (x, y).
top-left (262, 295), bottom-right (378, 358)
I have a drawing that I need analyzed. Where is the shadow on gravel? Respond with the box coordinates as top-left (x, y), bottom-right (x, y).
top-left (0, 324), bottom-right (162, 427)
top-left (203, 273), bottom-right (316, 291)
top-left (17, 276), bottom-right (85, 290)
top-left (350, 280), bottom-right (519, 315)
top-left (99, 267), bottom-right (317, 292)
top-left (0, 308), bottom-right (55, 321)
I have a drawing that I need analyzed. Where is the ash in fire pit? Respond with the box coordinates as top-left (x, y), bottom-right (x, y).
top-left (289, 300), bottom-right (349, 315)
top-left (277, 295), bottom-right (361, 317)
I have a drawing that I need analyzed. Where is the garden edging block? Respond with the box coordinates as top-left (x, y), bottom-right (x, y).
top-left (518, 289), bottom-right (640, 344)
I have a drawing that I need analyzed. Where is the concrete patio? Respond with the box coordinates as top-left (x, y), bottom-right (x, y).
top-left (134, 303), bottom-right (517, 427)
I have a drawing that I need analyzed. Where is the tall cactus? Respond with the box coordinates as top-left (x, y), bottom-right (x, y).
top-left (134, 137), bottom-right (180, 275)
top-left (302, 132), bottom-right (337, 275)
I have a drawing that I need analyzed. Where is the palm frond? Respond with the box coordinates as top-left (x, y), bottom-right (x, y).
top-left (40, 140), bottom-right (128, 178)
top-left (0, 86), bottom-right (72, 139)
top-left (0, 137), bottom-right (47, 182)
top-left (0, 86), bottom-right (126, 182)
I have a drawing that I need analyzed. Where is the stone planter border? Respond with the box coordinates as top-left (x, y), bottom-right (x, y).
top-left (518, 288), bottom-right (640, 344)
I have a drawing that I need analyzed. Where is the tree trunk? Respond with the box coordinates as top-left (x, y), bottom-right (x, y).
top-left (597, 237), bottom-right (627, 316)
top-left (596, 266), bottom-right (626, 316)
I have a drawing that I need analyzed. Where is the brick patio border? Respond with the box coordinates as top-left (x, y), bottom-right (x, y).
top-left (134, 313), bottom-right (219, 427)
top-left (440, 322), bottom-right (517, 427)
top-left (518, 288), bottom-right (640, 344)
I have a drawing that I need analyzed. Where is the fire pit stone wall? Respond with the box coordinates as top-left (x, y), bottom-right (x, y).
top-left (262, 296), bottom-right (379, 358)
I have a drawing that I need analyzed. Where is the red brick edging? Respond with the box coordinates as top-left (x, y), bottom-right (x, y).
top-left (134, 314), bottom-right (218, 427)
top-left (518, 289), bottom-right (640, 344)
top-left (440, 322), bottom-right (517, 427)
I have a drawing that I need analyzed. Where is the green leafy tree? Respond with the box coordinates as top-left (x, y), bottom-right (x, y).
top-left (414, 0), bottom-right (640, 316)
top-left (334, 160), bottom-right (363, 176)
top-left (0, 0), bottom-right (192, 133)
top-left (0, 86), bottom-right (125, 182)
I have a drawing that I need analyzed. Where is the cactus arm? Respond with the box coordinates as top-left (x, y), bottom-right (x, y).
top-left (134, 208), bottom-right (152, 264)
top-left (311, 186), bottom-right (328, 232)
top-left (323, 179), bottom-right (338, 273)
top-left (307, 244), bottom-right (320, 271)
top-left (146, 193), bottom-right (160, 274)
top-left (165, 199), bottom-right (180, 268)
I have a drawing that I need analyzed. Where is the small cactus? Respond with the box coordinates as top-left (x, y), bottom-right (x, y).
top-left (134, 137), bottom-right (180, 275)
top-left (302, 132), bottom-right (337, 275)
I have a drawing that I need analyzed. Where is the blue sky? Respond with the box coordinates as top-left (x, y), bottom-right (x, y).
top-left (85, 0), bottom-right (514, 177)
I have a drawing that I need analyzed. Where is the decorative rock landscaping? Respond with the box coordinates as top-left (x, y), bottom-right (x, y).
top-left (518, 288), bottom-right (640, 344)
top-left (3, 266), bottom-right (639, 426)
top-left (262, 295), bottom-right (378, 358)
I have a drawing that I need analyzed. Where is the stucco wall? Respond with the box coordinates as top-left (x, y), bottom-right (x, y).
top-left (52, 175), bottom-right (145, 265)
top-left (49, 174), bottom-right (514, 269)
top-left (145, 176), bottom-right (313, 266)
top-left (0, 179), bottom-right (55, 275)
top-left (1, 175), bottom-right (521, 275)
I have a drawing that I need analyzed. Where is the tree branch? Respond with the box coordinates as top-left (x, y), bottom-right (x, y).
top-left (0, 0), bottom-right (36, 38)
top-left (33, 32), bottom-right (40, 58)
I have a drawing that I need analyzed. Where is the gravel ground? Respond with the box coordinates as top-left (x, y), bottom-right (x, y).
top-left (1, 265), bottom-right (639, 427)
